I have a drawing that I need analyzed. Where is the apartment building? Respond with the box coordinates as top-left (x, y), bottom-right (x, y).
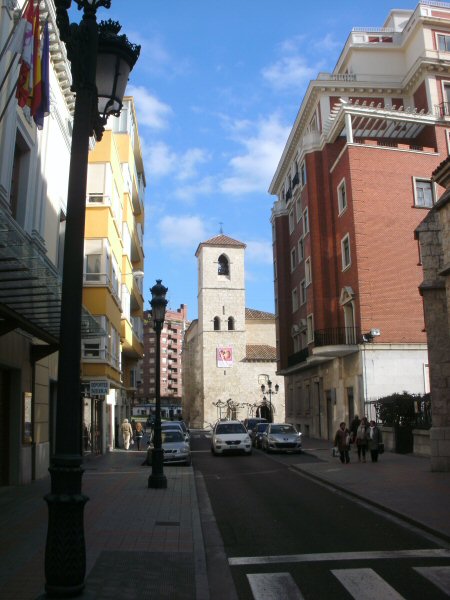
top-left (269, 1), bottom-right (449, 440)
top-left (138, 305), bottom-right (188, 417)
top-left (82, 98), bottom-right (145, 452)
top-left (0, 0), bottom-right (103, 483)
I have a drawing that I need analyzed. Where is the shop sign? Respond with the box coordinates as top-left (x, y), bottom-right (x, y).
top-left (90, 380), bottom-right (109, 396)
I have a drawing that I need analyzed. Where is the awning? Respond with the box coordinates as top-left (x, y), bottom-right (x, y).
top-left (0, 209), bottom-right (105, 346)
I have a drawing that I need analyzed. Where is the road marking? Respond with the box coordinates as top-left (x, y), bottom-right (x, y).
top-left (247, 573), bottom-right (304, 600)
top-left (228, 548), bottom-right (450, 566)
top-left (414, 566), bottom-right (450, 595)
top-left (332, 568), bottom-right (405, 599)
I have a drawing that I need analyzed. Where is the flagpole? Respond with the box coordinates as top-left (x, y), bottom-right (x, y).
top-left (0, 0), bottom-right (30, 65)
top-left (0, 74), bottom-right (20, 124)
top-left (0, 53), bottom-right (19, 94)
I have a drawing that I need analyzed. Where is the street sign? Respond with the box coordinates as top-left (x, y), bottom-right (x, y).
top-left (89, 380), bottom-right (109, 396)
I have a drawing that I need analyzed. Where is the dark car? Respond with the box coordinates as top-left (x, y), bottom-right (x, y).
top-left (252, 422), bottom-right (269, 448)
top-left (243, 417), bottom-right (268, 437)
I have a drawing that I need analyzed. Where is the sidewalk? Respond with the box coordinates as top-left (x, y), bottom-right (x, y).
top-left (0, 450), bottom-right (210, 600)
top-left (0, 438), bottom-right (449, 599)
top-left (299, 437), bottom-right (450, 542)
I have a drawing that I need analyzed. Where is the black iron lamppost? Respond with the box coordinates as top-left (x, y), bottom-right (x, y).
top-left (148, 280), bottom-right (168, 489)
top-left (44, 2), bottom-right (139, 597)
top-left (260, 380), bottom-right (279, 423)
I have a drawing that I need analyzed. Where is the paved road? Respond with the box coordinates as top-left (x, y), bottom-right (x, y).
top-left (191, 430), bottom-right (450, 600)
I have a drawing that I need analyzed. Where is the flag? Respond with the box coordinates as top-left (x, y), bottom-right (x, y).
top-left (34, 21), bottom-right (49, 129)
top-left (28, 6), bottom-right (41, 117)
top-left (3, 18), bottom-right (26, 58)
top-left (16, 0), bottom-right (36, 108)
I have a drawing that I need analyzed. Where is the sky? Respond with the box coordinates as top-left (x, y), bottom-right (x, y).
top-left (85, 0), bottom-right (416, 320)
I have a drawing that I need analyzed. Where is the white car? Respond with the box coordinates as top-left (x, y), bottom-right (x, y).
top-left (262, 423), bottom-right (302, 453)
top-left (211, 420), bottom-right (252, 455)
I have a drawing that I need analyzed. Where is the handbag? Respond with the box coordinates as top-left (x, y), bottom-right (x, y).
top-left (131, 438), bottom-right (135, 446)
top-left (332, 446), bottom-right (339, 457)
top-left (378, 443), bottom-right (384, 454)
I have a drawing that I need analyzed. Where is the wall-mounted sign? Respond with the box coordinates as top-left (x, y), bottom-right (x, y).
top-left (23, 392), bottom-right (32, 444)
top-left (90, 380), bottom-right (109, 396)
top-left (217, 346), bottom-right (233, 368)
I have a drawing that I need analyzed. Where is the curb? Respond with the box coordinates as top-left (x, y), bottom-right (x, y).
top-left (292, 459), bottom-right (450, 547)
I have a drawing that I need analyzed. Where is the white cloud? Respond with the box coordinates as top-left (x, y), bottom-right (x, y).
top-left (246, 240), bottom-right (273, 265)
top-left (174, 176), bottom-right (215, 202)
top-left (176, 148), bottom-right (211, 181)
top-left (126, 84), bottom-right (172, 129)
top-left (143, 140), bottom-right (177, 178)
top-left (157, 215), bottom-right (208, 251)
top-left (262, 55), bottom-right (316, 91)
top-left (219, 113), bottom-right (290, 195)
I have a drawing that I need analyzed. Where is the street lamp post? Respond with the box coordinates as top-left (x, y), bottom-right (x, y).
top-left (260, 380), bottom-right (279, 423)
top-left (44, 2), bottom-right (139, 597)
top-left (148, 280), bottom-right (168, 489)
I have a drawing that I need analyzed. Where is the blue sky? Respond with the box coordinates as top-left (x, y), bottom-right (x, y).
top-left (88, 0), bottom-right (415, 320)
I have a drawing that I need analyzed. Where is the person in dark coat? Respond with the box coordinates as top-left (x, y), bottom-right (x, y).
top-left (134, 421), bottom-right (144, 450)
top-left (334, 422), bottom-right (351, 464)
top-left (356, 417), bottom-right (369, 462)
top-left (349, 415), bottom-right (361, 444)
top-left (367, 420), bottom-right (383, 462)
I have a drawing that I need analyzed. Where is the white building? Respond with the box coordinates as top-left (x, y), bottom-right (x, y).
top-left (182, 234), bottom-right (284, 428)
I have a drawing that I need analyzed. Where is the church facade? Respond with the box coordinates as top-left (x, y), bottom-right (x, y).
top-left (182, 235), bottom-right (285, 428)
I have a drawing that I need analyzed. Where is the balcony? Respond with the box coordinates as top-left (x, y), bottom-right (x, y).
top-left (288, 347), bottom-right (309, 367)
top-left (312, 327), bottom-right (360, 358)
top-left (435, 102), bottom-right (450, 119)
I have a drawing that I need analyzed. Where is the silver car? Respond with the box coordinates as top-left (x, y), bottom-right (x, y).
top-left (262, 423), bottom-right (302, 453)
top-left (145, 430), bottom-right (191, 465)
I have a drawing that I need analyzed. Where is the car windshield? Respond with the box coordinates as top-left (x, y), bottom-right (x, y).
top-left (216, 423), bottom-right (246, 434)
top-left (162, 431), bottom-right (184, 443)
top-left (162, 423), bottom-right (181, 430)
top-left (257, 424), bottom-right (269, 432)
top-left (271, 425), bottom-right (297, 434)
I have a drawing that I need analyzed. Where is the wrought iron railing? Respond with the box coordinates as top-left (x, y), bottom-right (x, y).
top-left (287, 347), bottom-right (309, 367)
top-left (314, 327), bottom-right (361, 346)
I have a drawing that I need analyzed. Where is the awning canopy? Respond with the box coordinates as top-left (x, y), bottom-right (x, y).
top-left (0, 210), bottom-right (105, 347)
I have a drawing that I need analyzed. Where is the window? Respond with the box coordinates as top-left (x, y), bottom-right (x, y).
top-left (296, 195), bottom-right (302, 223)
top-left (290, 247), bottom-right (297, 271)
top-left (305, 257), bottom-right (312, 286)
top-left (218, 254), bottom-right (229, 275)
top-left (341, 234), bottom-right (351, 270)
top-left (300, 279), bottom-right (306, 305)
top-left (289, 209), bottom-right (295, 234)
top-left (438, 34), bottom-right (450, 52)
top-left (298, 237), bottom-right (304, 262)
top-left (292, 287), bottom-right (299, 313)
top-left (307, 314), bottom-right (314, 344)
top-left (338, 179), bottom-right (347, 214)
top-left (303, 207), bottom-right (310, 235)
top-left (300, 161), bottom-right (307, 187)
top-left (214, 316), bottom-right (220, 331)
top-left (228, 317), bottom-right (235, 331)
top-left (414, 179), bottom-right (434, 208)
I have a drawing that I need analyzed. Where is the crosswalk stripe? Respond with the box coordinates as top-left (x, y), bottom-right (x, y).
top-left (247, 573), bottom-right (304, 600)
top-left (229, 548), bottom-right (450, 566)
top-left (332, 568), bottom-right (406, 600)
top-left (414, 566), bottom-right (450, 596)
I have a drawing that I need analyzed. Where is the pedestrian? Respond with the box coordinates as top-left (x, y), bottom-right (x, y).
top-left (334, 422), bottom-right (351, 464)
top-left (121, 418), bottom-right (133, 450)
top-left (135, 421), bottom-right (144, 450)
top-left (367, 420), bottom-right (383, 462)
top-left (349, 414), bottom-right (361, 444)
top-left (356, 417), bottom-right (369, 462)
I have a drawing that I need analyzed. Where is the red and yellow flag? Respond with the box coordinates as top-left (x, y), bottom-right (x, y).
top-left (16, 0), bottom-right (36, 108)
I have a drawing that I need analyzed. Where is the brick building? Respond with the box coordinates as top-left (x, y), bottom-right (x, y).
top-left (138, 305), bottom-right (188, 413)
top-left (269, 1), bottom-right (450, 440)
top-left (415, 156), bottom-right (450, 471)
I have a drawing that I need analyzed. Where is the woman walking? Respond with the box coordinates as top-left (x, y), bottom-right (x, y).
top-left (135, 421), bottom-right (144, 450)
top-left (334, 422), bottom-right (351, 464)
top-left (367, 420), bottom-right (383, 462)
top-left (356, 417), bottom-right (369, 462)
top-left (121, 418), bottom-right (133, 450)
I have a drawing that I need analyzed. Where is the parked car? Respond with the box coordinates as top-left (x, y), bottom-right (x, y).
top-left (243, 417), bottom-right (268, 435)
top-left (252, 422), bottom-right (269, 448)
top-left (144, 430), bottom-right (191, 466)
top-left (211, 420), bottom-right (252, 455)
top-left (161, 421), bottom-right (189, 442)
top-left (261, 423), bottom-right (302, 453)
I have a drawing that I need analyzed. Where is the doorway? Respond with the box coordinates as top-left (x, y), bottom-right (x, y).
top-left (0, 369), bottom-right (11, 485)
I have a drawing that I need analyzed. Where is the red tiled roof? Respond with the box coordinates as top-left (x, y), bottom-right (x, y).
top-left (245, 308), bottom-right (275, 320)
top-left (245, 344), bottom-right (277, 361)
top-left (196, 235), bottom-right (246, 255)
